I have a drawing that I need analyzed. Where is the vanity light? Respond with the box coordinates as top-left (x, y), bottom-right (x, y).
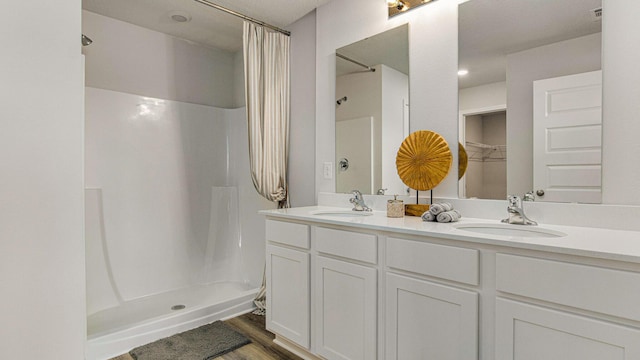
top-left (388, 0), bottom-right (437, 17)
top-left (458, 69), bottom-right (469, 76)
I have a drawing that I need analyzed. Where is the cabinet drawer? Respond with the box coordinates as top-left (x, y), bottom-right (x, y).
top-left (387, 237), bottom-right (479, 286)
top-left (315, 227), bottom-right (377, 264)
top-left (496, 298), bottom-right (640, 360)
top-left (266, 219), bottom-right (310, 249)
top-left (496, 253), bottom-right (640, 321)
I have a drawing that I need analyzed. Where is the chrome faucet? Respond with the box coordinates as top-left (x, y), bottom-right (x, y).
top-left (377, 188), bottom-right (387, 195)
top-left (501, 195), bottom-right (537, 225)
top-left (350, 190), bottom-right (372, 212)
top-left (523, 191), bottom-right (535, 202)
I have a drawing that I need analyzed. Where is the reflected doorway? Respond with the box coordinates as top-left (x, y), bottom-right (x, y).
top-left (459, 107), bottom-right (507, 200)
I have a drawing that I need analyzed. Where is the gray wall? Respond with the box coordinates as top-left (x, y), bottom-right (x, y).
top-left (482, 112), bottom-right (507, 199)
top-left (465, 112), bottom-right (506, 200)
top-left (287, 10), bottom-right (317, 207)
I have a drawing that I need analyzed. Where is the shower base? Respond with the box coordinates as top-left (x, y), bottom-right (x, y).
top-left (86, 281), bottom-right (258, 360)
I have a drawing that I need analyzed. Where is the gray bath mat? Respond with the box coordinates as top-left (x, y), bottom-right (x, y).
top-left (129, 321), bottom-right (251, 360)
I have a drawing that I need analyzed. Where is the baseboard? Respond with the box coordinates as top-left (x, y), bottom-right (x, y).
top-left (273, 335), bottom-right (324, 360)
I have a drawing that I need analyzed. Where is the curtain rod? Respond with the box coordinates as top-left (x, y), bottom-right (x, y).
top-left (336, 53), bottom-right (376, 72)
top-left (194, 0), bottom-right (291, 36)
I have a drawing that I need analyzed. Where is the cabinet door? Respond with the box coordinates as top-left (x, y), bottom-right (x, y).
top-left (496, 298), bottom-right (640, 360)
top-left (266, 244), bottom-right (310, 348)
top-left (315, 256), bottom-right (377, 360)
top-left (386, 273), bottom-right (478, 360)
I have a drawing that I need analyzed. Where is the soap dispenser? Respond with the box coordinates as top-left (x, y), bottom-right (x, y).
top-left (387, 195), bottom-right (404, 218)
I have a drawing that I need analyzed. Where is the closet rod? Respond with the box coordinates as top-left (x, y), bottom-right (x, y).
top-left (194, 0), bottom-right (291, 36)
top-left (336, 53), bottom-right (376, 72)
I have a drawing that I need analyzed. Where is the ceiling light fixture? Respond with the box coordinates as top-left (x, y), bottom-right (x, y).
top-left (458, 69), bottom-right (469, 76)
top-left (169, 11), bottom-right (192, 23)
top-left (387, 0), bottom-right (400, 7)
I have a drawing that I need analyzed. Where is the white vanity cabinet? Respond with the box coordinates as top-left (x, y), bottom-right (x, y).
top-left (263, 212), bottom-right (640, 360)
top-left (314, 227), bottom-right (378, 360)
top-left (385, 237), bottom-right (479, 360)
top-left (265, 220), bottom-right (311, 349)
top-left (495, 253), bottom-right (640, 360)
top-left (496, 298), bottom-right (640, 360)
top-left (315, 256), bottom-right (377, 360)
top-left (386, 274), bottom-right (478, 360)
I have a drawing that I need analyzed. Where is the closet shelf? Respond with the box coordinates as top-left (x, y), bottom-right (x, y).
top-left (465, 141), bottom-right (506, 162)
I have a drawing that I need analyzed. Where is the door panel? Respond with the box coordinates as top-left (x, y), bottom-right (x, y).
top-left (496, 298), bottom-right (640, 360)
top-left (315, 256), bottom-right (377, 360)
top-left (533, 70), bottom-right (602, 203)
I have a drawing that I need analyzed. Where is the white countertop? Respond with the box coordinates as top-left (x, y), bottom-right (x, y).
top-left (261, 206), bottom-right (640, 264)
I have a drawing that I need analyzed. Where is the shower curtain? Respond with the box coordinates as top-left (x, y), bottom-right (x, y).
top-left (243, 21), bottom-right (290, 313)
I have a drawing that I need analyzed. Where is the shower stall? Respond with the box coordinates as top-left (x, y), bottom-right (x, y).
top-left (84, 87), bottom-right (269, 359)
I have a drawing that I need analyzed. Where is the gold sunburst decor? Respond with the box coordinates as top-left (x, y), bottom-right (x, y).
top-left (458, 142), bottom-right (468, 180)
top-left (396, 130), bottom-right (452, 191)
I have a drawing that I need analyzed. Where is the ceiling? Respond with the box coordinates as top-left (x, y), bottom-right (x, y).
top-left (82, 0), bottom-right (602, 86)
top-left (82, 0), bottom-right (331, 52)
top-left (459, 0), bottom-right (602, 89)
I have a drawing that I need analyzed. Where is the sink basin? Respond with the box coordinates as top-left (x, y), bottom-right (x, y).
top-left (454, 223), bottom-right (567, 238)
top-left (310, 210), bottom-right (373, 217)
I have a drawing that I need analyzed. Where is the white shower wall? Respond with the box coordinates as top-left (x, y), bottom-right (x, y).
top-left (85, 87), bottom-right (271, 314)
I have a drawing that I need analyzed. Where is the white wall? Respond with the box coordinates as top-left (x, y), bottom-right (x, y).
top-left (506, 33), bottom-right (601, 196)
top-left (381, 65), bottom-right (410, 195)
top-left (83, 10), bottom-right (240, 108)
top-left (287, 10), bottom-right (318, 207)
top-left (0, 1), bottom-right (85, 359)
top-left (316, 0), bottom-right (461, 200)
top-left (233, 51), bottom-right (246, 108)
top-left (601, 0), bottom-right (640, 204)
top-left (458, 81), bottom-right (506, 112)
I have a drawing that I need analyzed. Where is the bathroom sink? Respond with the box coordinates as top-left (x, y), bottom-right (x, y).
top-left (454, 223), bottom-right (567, 238)
top-left (310, 210), bottom-right (374, 217)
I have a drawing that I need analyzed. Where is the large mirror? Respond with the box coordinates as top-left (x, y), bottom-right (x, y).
top-left (458, 0), bottom-right (603, 203)
top-left (334, 24), bottom-right (409, 195)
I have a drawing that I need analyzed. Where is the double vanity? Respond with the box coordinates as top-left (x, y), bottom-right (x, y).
top-left (262, 204), bottom-right (640, 360)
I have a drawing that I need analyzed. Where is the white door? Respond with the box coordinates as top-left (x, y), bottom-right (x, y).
top-left (386, 273), bottom-right (478, 360)
top-left (336, 117), bottom-right (374, 194)
top-left (533, 70), bottom-right (602, 203)
top-left (496, 298), bottom-right (640, 360)
top-left (266, 245), bottom-right (310, 349)
top-left (315, 256), bottom-right (377, 360)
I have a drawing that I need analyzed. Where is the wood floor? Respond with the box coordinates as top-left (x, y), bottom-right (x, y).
top-left (109, 312), bottom-right (302, 360)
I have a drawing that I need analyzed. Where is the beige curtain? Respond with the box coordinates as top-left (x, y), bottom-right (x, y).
top-left (244, 21), bottom-right (290, 208)
top-left (243, 21), bottom-right (290, 314)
